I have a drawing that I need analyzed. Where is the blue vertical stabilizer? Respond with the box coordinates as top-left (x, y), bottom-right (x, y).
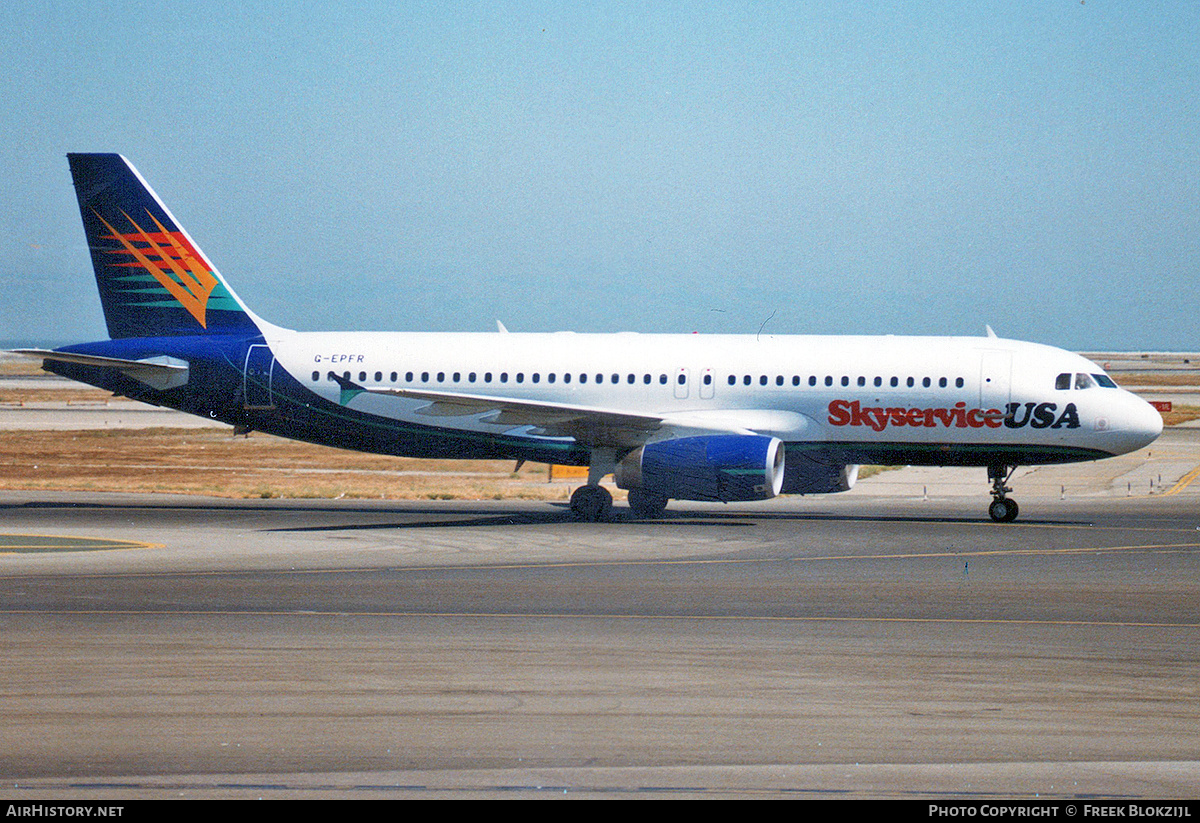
top-left (67, 153), bottom-right (262, 339)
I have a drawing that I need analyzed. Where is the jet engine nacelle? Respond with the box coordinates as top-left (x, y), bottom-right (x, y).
top-left (614, 434), bottom-right (785, 502)
top-left (780, 453), bottom-right (858, 494)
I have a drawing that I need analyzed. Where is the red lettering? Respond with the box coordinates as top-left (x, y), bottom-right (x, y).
top-left (827, 400), bottom-right (1007, 432)
top-left (953, 402), bottom-right (967, 427)
top-left (850, 402), bottom-right (888, 432)
top-left (849, 400), bottom-right (870, 427)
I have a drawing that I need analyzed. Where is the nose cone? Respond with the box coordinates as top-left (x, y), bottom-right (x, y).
top-left (1138, 395), bottom-right (1165, 443)
top-left (1109, 392), bottom-right (1163, 455)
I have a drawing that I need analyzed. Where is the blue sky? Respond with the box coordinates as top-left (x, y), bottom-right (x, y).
top-left (2, 2), bottom-right (1198, 349)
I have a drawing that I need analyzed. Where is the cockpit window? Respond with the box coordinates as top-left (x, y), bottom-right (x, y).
top-left (1074, 373), bottom-right (1096, 390)
top-left (1055, 373), bottom-right (1071, 390)
top-left (1092, 373), bottom-right (1118, 388)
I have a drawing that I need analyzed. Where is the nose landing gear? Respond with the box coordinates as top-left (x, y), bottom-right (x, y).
top-left (987, 464), bottom-right (1019, 522)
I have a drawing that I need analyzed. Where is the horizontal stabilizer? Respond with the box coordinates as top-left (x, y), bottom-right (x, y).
top-left (10, 349), bottom-right (189, 391)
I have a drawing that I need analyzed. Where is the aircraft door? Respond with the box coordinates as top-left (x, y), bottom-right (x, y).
top-left (699, 368), bottom-right (715, 399)
top-left (979, 350), bottom-right (1012, 413)
top-left (243, 344), bottom-right (276, 409)
top-left (674, 367), bottom-right (690, 399)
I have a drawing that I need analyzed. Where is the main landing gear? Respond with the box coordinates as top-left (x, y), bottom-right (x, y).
top-left (987, 464), bottom-right (1019, 522)
top-left (568, 447), bottom-right (670, 521)
top-left (627, 489), bottom-right (669, 519)
top-left (570, 449), bottom-right (623, 523)
top-left (569, 486), bottom-right (671, 521)
top-left (570, 485), bottom-right (613, 522)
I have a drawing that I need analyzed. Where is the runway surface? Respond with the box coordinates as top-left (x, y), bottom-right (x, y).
top-left (1, 434), bottom-right (1199, 798)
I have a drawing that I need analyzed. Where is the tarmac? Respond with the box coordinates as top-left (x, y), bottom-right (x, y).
top-left (0, 363), bottom-right (1198, 799)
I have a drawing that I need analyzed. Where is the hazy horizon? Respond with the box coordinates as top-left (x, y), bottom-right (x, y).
top-left (3, 3), bottom-right (1197, 351)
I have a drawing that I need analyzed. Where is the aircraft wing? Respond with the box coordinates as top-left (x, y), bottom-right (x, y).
top-left (329, 374), bottom-right (816, 448)
top-left (328, 376), bottom-right (816, 451)
top-left (328, 376), bottom-right (662, 451)
top-left (330, 374), bottom-right (665, 448)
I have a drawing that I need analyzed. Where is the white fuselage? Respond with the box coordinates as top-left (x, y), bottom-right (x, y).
top-left (265, 328), bottom-right (1162, 464)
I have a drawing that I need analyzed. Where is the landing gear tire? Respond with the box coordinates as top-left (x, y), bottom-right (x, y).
top-left (570, 485), bottom-right (613, 522)
top-left (987, 464), bottom-right (1020, 522)
top-left (627, 489), bottom-right (669, 519)
top-left (988, 498), bottom-right (1019, 523)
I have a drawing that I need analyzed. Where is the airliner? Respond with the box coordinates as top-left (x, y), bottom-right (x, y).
top-left (13, 154), bottom-right (1163, 521)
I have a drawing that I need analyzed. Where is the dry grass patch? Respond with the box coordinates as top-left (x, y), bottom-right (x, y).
top-left (0, 428), bottom-right (590, 501)
top-left (1159, 404), bottom-right (1200, 427)
top-left (0, 388), bottom-right (114, 403)
top-left (1116, 372), bottom-right (1200, 387)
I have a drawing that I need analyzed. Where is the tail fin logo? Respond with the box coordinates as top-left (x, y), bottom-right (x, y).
top-left (93, 208), bottom-right (217, 328)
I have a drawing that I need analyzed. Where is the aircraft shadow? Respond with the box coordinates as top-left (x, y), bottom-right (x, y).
top-left (3, 497), bottom-right (1092, 530)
